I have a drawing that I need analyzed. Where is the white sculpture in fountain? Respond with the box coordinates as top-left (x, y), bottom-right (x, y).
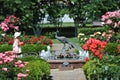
top-left (39, 45), bottom-right (51, 60)
top-left (79, 50), bottom-right (89, 60)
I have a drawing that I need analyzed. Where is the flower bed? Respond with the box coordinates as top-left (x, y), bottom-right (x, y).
top-left (82, 9), bottom-right (120, 80)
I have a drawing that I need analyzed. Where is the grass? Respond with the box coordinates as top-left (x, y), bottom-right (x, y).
top-left (41, 22), bottom-right (93, 28)
top-left (41, 22), bottom-right (74, 27)
top-left (52, 37), bottom-right (79, 44)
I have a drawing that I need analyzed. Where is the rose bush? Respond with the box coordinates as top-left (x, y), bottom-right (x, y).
top-left (0, 15), bottom-right (21, 32)
top-left (102, 9), bottom-right (120, 32)
top-left (82, 38), bottom-right (107, 60)
top-left (0, 51), bottom-right (29, 80)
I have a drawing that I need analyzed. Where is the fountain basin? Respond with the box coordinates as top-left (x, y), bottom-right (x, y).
top-left (47, 60), bottom-right (85, 69)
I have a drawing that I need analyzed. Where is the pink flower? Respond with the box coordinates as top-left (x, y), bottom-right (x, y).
top-left (0, 53), bottom-right (4, 58)
top-left (109, 11), bottom-right (117, 17)
top-left (0, 61), bottom-right (3, 64)
top-left (17, 73), bottom-right (28, 78)
top-left (0, 22), bottom-right (8, 28)
top-left (2, 68), bottom-right (8, 72)
top-left (118, 21), bottom-right (120, 25)
top-left (24, 62), bottom-right (29, 65)
top-left (102, 15), bottom-right (109, 21)
top-left (14, 26), bottom-right (19, 31)
top-left (18, 64), bottom-right (25, 68)
top-left (114, 22), bottom-right (117, 28)
top-left (15, 60), bottom-right (22, 65)
top-left (106, 19), bottom-right (112, 24)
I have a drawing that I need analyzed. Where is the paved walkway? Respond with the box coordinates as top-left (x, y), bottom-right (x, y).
top-left (49, 68), bottom-right (86, 80)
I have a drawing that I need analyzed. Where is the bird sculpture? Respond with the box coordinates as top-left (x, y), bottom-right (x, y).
top-left (55, 31), bottom-right (83, 51)
top-left (39, 45), bottom-right (51, 60)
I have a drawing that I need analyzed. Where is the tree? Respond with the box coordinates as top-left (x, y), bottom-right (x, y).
top-left (46, 0), bottom-right (68, 29)
top-left (67, 0), bottom-right (89, 36)
top-left (0, 0), bottom-right (44, 36)
top-left (85, 0), bottom-right (120, 21)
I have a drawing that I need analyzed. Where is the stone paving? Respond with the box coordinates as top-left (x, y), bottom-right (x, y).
top-left (50, 68), bottom-right (87, 80)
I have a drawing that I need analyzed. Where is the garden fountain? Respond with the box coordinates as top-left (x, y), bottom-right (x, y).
top-left (39, 31), bottom-right (88, 69)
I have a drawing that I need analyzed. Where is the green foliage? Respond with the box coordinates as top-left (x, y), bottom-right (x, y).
top-left (83, 55), bottom-right (120, 80)
top-left (104, 43), bottom-right (118, 56)
top-left (22, 44), bottom-right (47, 55)
top-left (78, 27), bottom-right (105, 35)
top-left (18, 55), bottom-right (40, 62)
top-left (0, 44), bottom-right (12, 52)
top-left (86, 0), bottom-right (119, 20)
top-left (116, 33), bottom-right (120, 40)
top-left (0, 51), bottom-right (28, 80)
top-left (0, 44), bottom-right (47, 54)
top-left (44, 32), bottom-right (55, 39)
top-left (20, 56), bottom-right (50, 80)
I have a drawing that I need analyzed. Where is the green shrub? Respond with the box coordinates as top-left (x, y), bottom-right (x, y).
top-left (20, 56), bottom-right (50, 80)
top-left (22, 44), bottom-right (47, 55)
top-left (0, 44), bottom-right (47, 55)
top-left (0, 44), bottom-right (12, 52)
top-left (78, 27), bottom-right (105, 35)
top-left (104, 43), bottom-right (118, 56)
top-left (83, 55), bottom-right (120, 80)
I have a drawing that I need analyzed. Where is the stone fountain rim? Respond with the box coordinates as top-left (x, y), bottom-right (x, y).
top-left (47, 60), bottom-right (85, 63)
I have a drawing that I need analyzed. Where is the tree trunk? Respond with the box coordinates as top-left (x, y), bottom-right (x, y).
top-left (74, 19), bottom-right (79, 37)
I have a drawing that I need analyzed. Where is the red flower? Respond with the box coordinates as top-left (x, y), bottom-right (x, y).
top-left (85, 57), bottom-right (89, 62)
top-left (94, 51), bottom-right (100, 56)
top-left (99, 54), bottom-right (103, 60)
top-left (8, 38), bottom-right (14, 45)
top-left (90, 43), bottom-right (97, 49)
top-left (91, 48), bottom-right (96, 53)
top-left (82, 38), bottom-right (107, 60)
top-left (100, 41), bottom-right (107, 49)
top-left (117, 45), bottom-right (120, 53)
top-left (94, 39), bottom-right (101, 45)
top-left (82, 44), bottom-right (88, 50)
top-left (0, 42), bottom-right (2, 45)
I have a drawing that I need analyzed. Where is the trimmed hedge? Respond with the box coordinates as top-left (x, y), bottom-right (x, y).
top-left (0, 44), bottom-right (12, 52)
top-left (19, 56), bottom-right (50, 80)
top-left (21, 27), bottom-right (105, 37)
top-left (22, 44), bottom-right (47, 55)
top-left (0, 44), bottom-right (47, 54)
top-left (78, 27), bottom-right (105, 35)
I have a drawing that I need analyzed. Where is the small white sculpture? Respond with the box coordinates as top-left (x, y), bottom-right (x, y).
top-left (79, 50), bottom-right (89, 60)
top-left (39, 45), bottom-right (51, 60)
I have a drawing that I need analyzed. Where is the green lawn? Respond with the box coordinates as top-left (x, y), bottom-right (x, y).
top-left (41, 21), bottom-right (93, 27)
top-left (42, 22), bottom-right (74, 27)
top-left (52, 37), bottom-right (79, 44)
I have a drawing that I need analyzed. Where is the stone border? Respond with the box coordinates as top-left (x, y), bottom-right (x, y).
top-left (47, 60), bottom-right (85, 69)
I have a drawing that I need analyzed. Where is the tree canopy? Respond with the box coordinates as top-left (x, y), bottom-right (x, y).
top-left (0, 0), bottom-right (120, 36)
